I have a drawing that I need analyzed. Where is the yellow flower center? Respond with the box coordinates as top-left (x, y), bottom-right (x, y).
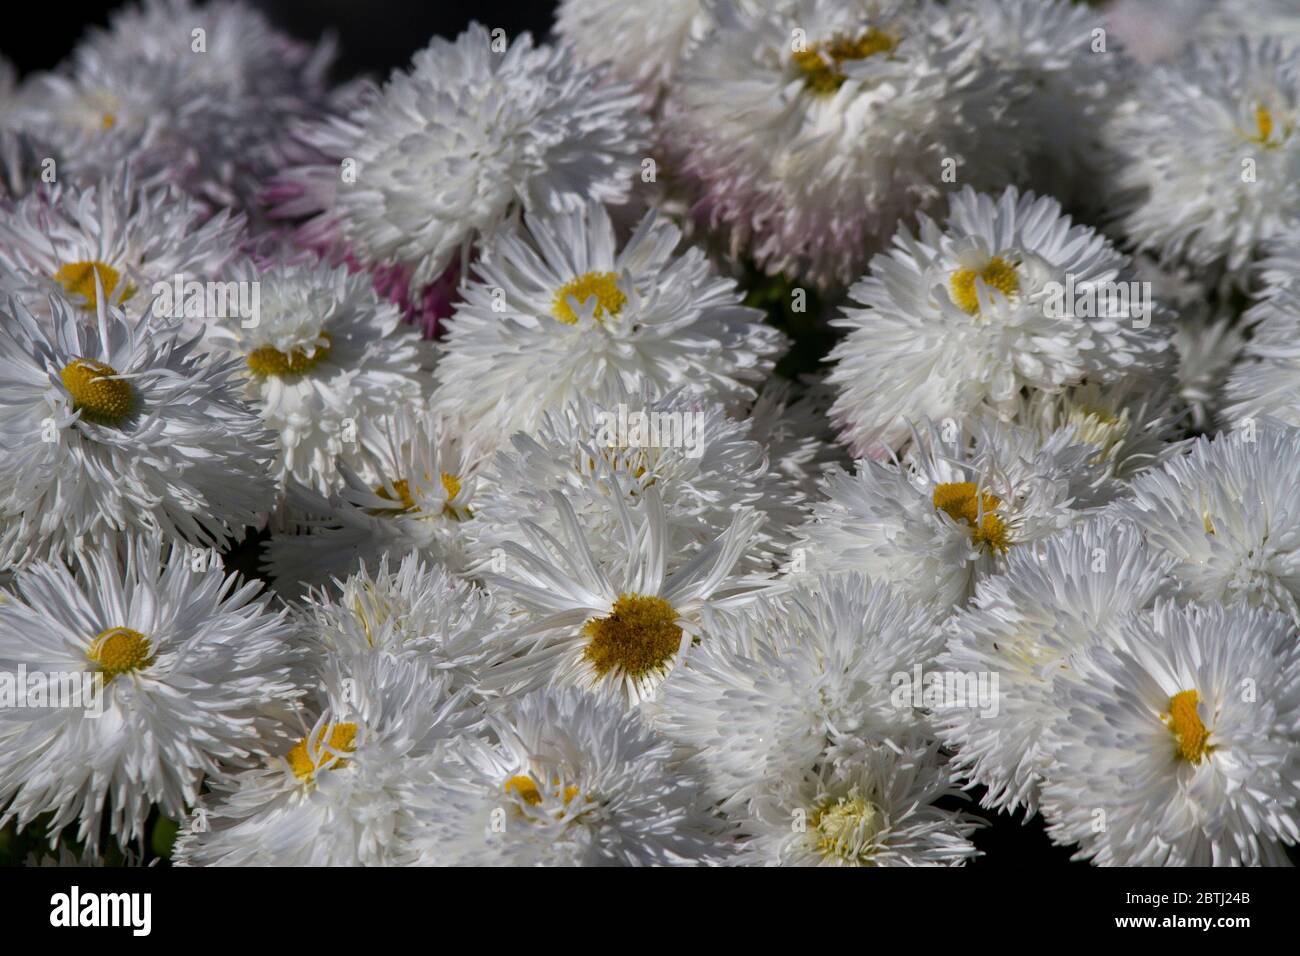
top-left (552, 272), bottom-right (626, 325)
top-left (246, 334), bottom-right (332, 377)
top-left (60, 359), bottom-right (135, 427)
top-left (102, 113), bottom-right (117, 130)
top-left (54, 261), bottom-right (133, 310)
top-left (949, 257), bottom-right (1019, 314)
top-left (793, 29), bottom-right (897, 94)
top-left (374, 478), bottom-right (416, 511)
top-left (1246, 104), bottom-right (1288, 147)
top-left (1067, 404), bottom-right (1131, 464)
top-left (287, 722), bottom-right (359, 781)
top-left (581, 594), bottom-right (683, 678)
top-left (504, 774), bottom-right (583, 807)
top-left (372, 472), bottom-right (468, 519)
top-left (1165, 690), bottom-right (1211, 764)
top-left (933, 481), bottom-right (1009, 554)
top-left (87, 627), bottom-right (153, 679)
top-left (811, 796), bottom-right (883, 863)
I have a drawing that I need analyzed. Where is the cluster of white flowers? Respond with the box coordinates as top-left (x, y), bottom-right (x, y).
top-left (2, 0), bottom-right (1299, 868)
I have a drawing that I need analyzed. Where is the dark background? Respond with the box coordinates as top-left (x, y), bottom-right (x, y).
top-left (5, 0), bottom-right (1086, 868)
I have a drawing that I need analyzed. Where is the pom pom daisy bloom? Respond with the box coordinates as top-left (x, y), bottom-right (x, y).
top-left (433, 201), bottom-right (786, 450)
top-left (465, 388), bottom-right (804, 576)
top-left (329, 23), bottom-right (648, 295)
top-left (414, 686), bottom-right (729, 865)
top-left (0, 295), bottom-right (275, 567)
top-left (656, 573), bottom-right (946, 809)
top-left (1109, 421), bottom-right (1300, 620)
top-left (1105, 37), bottom-right (1300, 281)
top-left (297, 553), bottom-right (504, 701)
top-left (937, 517), bottom-right (1177, 816)
top-left (483, 483), bottom-right (765, 706)
top-left (733, 739), bottom-right (981, 866)
top-left (0, 533), bottom-right (302, 854)
top-left (665, 0), bottom-right (1024, 287)
top-left (1040, 600), bottom-right (1300, 865)
top-left (0, 173), bottom-right (245, 330)
top-left (205, 258), bottom-right (435, 494)
top-left (797, 419), bottom-right (1104, 613)
top-left (265, 406), bottom-right (482, 597)
top-left (173, 651), bottom-right (476, 866)
top-left (827, 185), bottom-right (1168, 456)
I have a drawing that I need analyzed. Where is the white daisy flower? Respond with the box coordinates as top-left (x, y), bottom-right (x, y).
top-left (264, 406), bottom-right (482, 598)
top-left (297, 552), bottom-right (504, 701)
top-left (465, 387), bottom-right (804, 577)
top-left (1006, 373), bottom-right (1185, 489)
top-left (331, 23), bottom-right (648, 294)
top-left (826, 185), bottom-right (1167, 457)
top-left (18, 0), bottom-right (343, 212)
top-left (13, 47), bottom-right (184, 194)
top-left (733, 739), bottom-right (980, 866)
top-left (1040, 599), bottom-right (1300, 866)
top-left (0, 295), bottom-right (275, 568)
top-left (937, 517), bottom-right (1177, 817)
top-left (205, 258), bottom-right (435, 494)
top-left (0, 533), bottom-right (302, 854)
top-left (482, 483), bottom-right (765, 706)
top-left (1105, 37), bottom-right (1300, 281)
top-left (0, 173), bottom-right (245, 329)
top-left (797, 419), bottom-right (1104, 613)
top-left (1108, 421), bottom-right (1300, 620)
top-left (414, 686), bottom-right (729, 866)
top-left (173, 651), bottom-right (475, 867)
top-left (433, 201), bottom-right (786, 450)
top-left (665, 0), bottom-right (1024, 287)
top-left (655, 573), bottom-right (946, 809)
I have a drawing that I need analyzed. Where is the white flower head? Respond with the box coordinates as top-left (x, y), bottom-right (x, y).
top-left (482, 482), bottom-right (765, 706)
top-left (733, 739), bottom-right (981, 866)
top-left (937, 516), bottom-right (1177, 817)
top-left (18, 0), bottom-right (343, 211)
top-left (298, 552), bottom-right (505, 701)
top-left (0, 173), bottom-right (245, 329)
top-left (941, 0), bottom-right (1123, 205)
top-left (1223, 239), bottom-right (1300, 429)
top-left (665, 0), bottom-right (1025, 287)
top-left (827, 185), bottom-right (1168, 457)
top-left (415, 686), bottom-right (729, 865)
top-left (0, 533), bottom-right (303, 854)
top-left (333, 24), bottom-right (649, 291)
top-left (173, 651), bottom-right (476, 866)
top-left (554, 0), bottom-right (716, 102)
top-left (206, 258), bottom-right (435, 494)
top-left (655, 573), bottom-right (946, 809)
top-left (265, 405), bottom-right (483, 598)
top-left (1109, 421), bottom-right (1300, 621)
top-left (433, 201), bottom-right (786, 450)
top-left (1106, 37), bottom-right (1300, 280)
top-left (0, 294), bottom-right (275, 567)
top-left (798, 419), bottom-right (1104, 613)
top-left (465, 386), bottom-right (804, 577)
top-left (1040, 600), bottom-right (1300, 866)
